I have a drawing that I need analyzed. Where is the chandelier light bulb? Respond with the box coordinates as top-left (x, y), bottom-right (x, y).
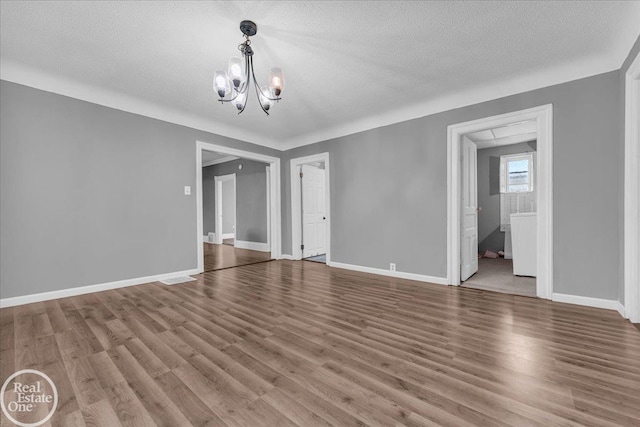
top-left (213, 70), bottom-right (230, 98)
top-left (228, 57), bottom-right (245, 89)
top-left (232, 91), bottom-right (246, 111)
top-left (268, 67), bottom-right (284, 96)
top-left (260, 86), bottom-right (274, 111)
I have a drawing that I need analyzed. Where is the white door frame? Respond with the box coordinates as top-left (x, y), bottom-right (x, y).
top-left (196, 141), bottom-right (281, 272)
top-left (214, 173), bottom-right (236, 244)
top-left (624, 50), bottom-right (640, 323)
top-left (266, 166), bottom-right (271, 249)
top-left (447, 104), bottom-right (553, 299)
top-left (290, 152), bottom-right (330, 262)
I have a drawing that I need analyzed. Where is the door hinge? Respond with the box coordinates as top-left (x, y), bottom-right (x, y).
top-left (299, 172), bottom-right (303, 178)
top-left (301, 244), bottom-right (304, 250)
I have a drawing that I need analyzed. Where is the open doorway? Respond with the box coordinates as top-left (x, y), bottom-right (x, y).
top-left (201, 153), bottom-right (271, 271)
top-left (214, 173), bottom-right (236, 246)
top-left (448, 105), bottom-right (553, 300)
top-left (196, 141), bottom-right (281, 273)
top-left (460, 122), bottom-right (538, 297)
top-left (291, 153), bottom-right (330, 264)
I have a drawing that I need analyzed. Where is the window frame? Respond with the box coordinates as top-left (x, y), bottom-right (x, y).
top-left (500, 152), bottom-right (534, 194)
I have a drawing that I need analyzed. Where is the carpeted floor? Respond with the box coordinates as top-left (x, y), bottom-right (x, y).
top-left (461, 257), bottom-right (536, 297)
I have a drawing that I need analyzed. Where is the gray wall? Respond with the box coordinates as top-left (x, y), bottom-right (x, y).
top-left (202, 159), bottom-right (269, 243)
top-left (618, 35), bottom-right (640, 304)
top-left (477, 141), bottom-right (537, 253)
top-left (0, 80), bottom-right (280, 299)
top-left (282, 70), bottom-right (622, 301)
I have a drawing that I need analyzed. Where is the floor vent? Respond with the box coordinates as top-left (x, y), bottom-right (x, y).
top-left (159, 276), bottom-right (197, 285)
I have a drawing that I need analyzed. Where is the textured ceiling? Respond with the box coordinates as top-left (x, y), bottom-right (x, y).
top-left (1, 1), bottom-right (639, 150)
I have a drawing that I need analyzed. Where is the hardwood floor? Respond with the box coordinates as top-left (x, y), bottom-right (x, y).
top-left (203, 242), bottom-right (272, 272)
top-left (1, 260), bottom-right (639, 426)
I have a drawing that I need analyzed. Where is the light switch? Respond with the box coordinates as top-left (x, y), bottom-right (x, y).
top-left (184, 186), bottom-right (191, 195)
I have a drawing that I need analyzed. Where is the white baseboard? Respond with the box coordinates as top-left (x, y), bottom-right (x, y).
top-left (551, 293), bottom-right (619, 311)
top-left (234, 240), bottom-right (270, 252)
top-left (222, 233), bottom-right (235, 239)
top-left (203, 234), bottom-right (215, 244)
top-left (617, 301), bottom-right (626, 318)
top-left (279, 254), bottom-right (295, 260)
top-left (0, 268), bottom-right (200, 308)
top-left (327, 261), bottom-right (448, 286)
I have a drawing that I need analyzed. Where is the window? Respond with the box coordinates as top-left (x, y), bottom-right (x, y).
top-left (500, 153), bottom-right (534, 193)
top-left (499, 152), bottom-right (535, 231)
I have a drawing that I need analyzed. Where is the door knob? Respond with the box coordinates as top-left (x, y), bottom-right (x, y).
top-left (476, 207), bottom-right (482, 212)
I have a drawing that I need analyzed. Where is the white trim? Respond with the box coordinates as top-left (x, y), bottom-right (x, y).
top-left (624, 49), bottom-right (640, 323)
top-left (203, 234), bottom-right (213, 244)
top-left (279, 254), bottom-right (295, 260)
top-left (290, 153), bottom-right (331, 263)
top-left (214, 173), bottom-right (236, 245)
top-left (266, 166), bottom-right (271, 248)
top-left (447, 105), bottom-right (553, 299)
top-left (328, 261), bottom-right (448, 286)
top-left (551, 293), bottom-right (619, 311)
top-left (234, 240), bottom-right (271, 252)
top-left (0, 268), bottom-right (200, 308)
top-left (268, 157), bottom-right (282, 260)
top-left (202, 155), bottom-right (239, 168)
top-left (196, 141), bottom-right (281, 273)
top-left (617, 302), bottom-right (626, 318)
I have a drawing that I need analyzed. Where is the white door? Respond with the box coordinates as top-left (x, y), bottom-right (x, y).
top-left (214, 174), bottom-right (236, 244)
top-left (461, 136), bottom-right (478, 281)
top-left (302, 164), bottom-right (326, 257)
top-left (221, 179), bottom-right (236, 238)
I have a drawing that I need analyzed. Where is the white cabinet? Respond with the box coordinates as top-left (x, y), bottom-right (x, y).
top-left (510, 213), bottom-right (537, 277)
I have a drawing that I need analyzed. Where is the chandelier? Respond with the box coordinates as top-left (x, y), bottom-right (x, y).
top-left (213, 20), bottom-right (284, 115)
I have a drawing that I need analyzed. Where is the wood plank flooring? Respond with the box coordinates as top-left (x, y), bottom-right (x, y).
top-left (1, 260), bottom-right (639, 426)
top-left (203, 242), bottom-right (272, 272)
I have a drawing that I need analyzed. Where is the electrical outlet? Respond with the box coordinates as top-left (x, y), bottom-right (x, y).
top-left (184, 186), bottom-right (191, 195)
top-left (390, 263), bottom-right (396, 272)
